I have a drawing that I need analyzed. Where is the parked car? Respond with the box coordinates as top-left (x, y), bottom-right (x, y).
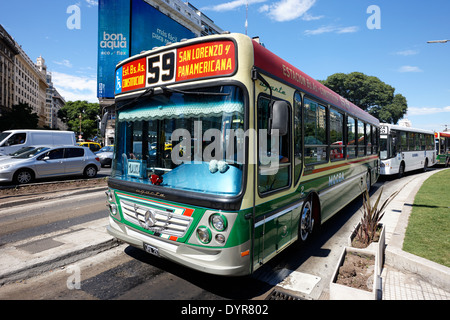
top-left (77, 141), bottom-right (102, 152)
top-left (96, 145), bottom-right (114, 167)
top-left (0, 145), bottom-right (100, 184)
top-left (0, 130), bottom-right (76, 156)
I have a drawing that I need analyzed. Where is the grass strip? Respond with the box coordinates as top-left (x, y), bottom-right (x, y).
top-left (403, 169), bottom-right (450, 267)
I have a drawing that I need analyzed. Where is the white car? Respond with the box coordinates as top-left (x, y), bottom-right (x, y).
top-left (0, 146), bottom-right (101, 184)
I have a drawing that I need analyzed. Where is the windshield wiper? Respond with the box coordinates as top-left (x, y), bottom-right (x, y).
top-left (161, 86), bottom-right (230, 96)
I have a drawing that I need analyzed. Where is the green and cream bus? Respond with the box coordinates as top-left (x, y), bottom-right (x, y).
top-left (435, 131), bottom-right (450, 167)
top-left (106, 33), bottom-right (380, 276)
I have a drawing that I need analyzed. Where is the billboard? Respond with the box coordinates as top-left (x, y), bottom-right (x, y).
top-left (97, 0), bottom-right (130, 99)
top-left (98, 0), bottom-right (197, 99)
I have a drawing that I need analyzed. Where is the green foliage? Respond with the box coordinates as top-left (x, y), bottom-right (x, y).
top-left (58, 100), bottom-right (100, 139)
top-left (319, 72), bottom-right (408, 124)
top-left (0, 103), bottom-right (39, 131)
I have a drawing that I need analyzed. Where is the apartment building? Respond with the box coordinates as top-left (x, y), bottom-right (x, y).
top-left (15, 47), bottom-right (48, 127)
top-left (0, 24), bottom-right (18, 115)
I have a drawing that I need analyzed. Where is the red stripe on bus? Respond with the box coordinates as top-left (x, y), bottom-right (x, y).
top-left (304, 156), bottom-right (378, 175)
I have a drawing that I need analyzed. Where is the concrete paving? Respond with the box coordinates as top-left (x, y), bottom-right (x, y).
top-left (0, 171), bottom-right (449, 299)
top-left (380, 169), bottom-right (450, 300)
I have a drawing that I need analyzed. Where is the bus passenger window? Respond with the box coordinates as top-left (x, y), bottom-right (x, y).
top-left (347, 116), bottom-right (356, 159)
top-left (366, 123), bottom-right (372, 155)
top-left (304, 98), bottom-right (327, 164)
top-left (330, 108), bottom-right (344, 161)
top-left (357, 120), bottom-right (366, 157)
top-left (257, 96), bottom-right (291, 194)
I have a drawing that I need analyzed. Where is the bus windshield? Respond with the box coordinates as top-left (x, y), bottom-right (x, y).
top-left (112, 85), bottom-right (245, 196)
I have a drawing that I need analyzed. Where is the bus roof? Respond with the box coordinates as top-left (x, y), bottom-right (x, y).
top-left (114, 33), bottom-right (379, 126)
top-left (252, 38), bottom-right (379, 125)
top-left (380, 123), bottom-right (434, 135)
top-left (436, 131), bottom-right (450, 138)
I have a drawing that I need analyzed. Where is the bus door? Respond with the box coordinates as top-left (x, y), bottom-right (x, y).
top-left (252, 94), bottom-right (294, 268)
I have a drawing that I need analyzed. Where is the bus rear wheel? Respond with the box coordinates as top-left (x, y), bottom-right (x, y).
top-left (299, 198), bottom-right (314, 242)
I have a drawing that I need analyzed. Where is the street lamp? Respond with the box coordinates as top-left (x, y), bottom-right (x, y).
top-left (427, 40), bottom-right (449, 43)
top-left (79, 113), bottom-right (82, 140)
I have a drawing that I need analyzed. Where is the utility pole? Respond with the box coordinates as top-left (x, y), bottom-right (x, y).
top-left (245, 0), bottom-right (248, 35)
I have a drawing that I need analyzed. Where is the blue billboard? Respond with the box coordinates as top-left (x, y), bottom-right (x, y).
top-left (130, 0), bottom-right (196, 56)
top-left (97, 0), bottom-right (197, 99)
top-left (97, 0), bottom-right (131, 99)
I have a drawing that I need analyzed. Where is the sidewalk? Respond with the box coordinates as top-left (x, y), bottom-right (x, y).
top-left (0, 172), bottom-right (449, 299)
top-left (379, 169), bottom-right (450, 300)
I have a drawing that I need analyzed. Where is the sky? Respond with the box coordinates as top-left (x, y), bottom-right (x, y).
top-left (1, 0), bottom-right (449, 132)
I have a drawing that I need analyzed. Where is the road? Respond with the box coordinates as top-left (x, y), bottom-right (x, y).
top-left (0, 167), bottom-right (438, 300)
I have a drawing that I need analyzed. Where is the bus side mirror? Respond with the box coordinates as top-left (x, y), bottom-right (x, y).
top-left (270, 101), bottom-right (289, 136)
top-left (100, 112), bottom-right (108, 137)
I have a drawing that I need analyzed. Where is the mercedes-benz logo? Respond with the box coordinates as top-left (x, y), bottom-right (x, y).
top-left (144, 209), bottom-right (157, 228)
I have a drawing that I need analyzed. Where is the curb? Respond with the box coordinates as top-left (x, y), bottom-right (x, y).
top-left (0, 185), bottom-right (108, 209)
top-left (385, 246), bottom-right (450, 290)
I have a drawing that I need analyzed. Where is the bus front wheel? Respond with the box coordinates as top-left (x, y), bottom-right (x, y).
top-left (397, 162), bottom-right (405, 178)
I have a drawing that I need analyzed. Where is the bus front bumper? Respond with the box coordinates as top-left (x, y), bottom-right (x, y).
top-left (107, 217), bottom-right (252, 276)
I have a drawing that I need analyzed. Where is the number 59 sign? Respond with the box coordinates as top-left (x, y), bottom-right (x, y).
top-left (115, 40), bottom-right (236, 95)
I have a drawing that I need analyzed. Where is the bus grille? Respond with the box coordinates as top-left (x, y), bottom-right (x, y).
top-left (120, 199), bottom-right (193, 238)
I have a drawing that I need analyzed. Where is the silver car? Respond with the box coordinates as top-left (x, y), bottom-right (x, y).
top-left (95, 145), bottom-right (114, 167)
top-left (0, 146), bottom-right (101, 184)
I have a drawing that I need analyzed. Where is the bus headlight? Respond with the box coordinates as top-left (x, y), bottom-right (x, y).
top-left (215, 234), bottom-right (226, 244)
top-left (210, 214), bottom-right (227, 232)
top-left (196, 226), bottom-right (212, 244)
top-left (109, 203), bottom-right (118, 216)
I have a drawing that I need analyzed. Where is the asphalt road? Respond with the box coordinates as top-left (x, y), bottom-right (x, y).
top-left (0, 167), bottom-right (437, 300)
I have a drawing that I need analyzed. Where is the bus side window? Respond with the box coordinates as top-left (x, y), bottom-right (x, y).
top-left (257, 95), bottom-right (291, 194)
top-left (330, 108), bottom-right (344, 161)
top-left (304, 97), bottom-right (327, 164)
top-left (347, 116), bottom-right (356, 159)
top-left (357, 120), bottom-right (366, 157)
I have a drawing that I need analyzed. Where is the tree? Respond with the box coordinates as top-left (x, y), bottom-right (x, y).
top-left (58, 100), bottom-right (100, 139)
top-left (0, 103), bottom-right (39, 131)
top-left (319, 72), bottom-right (407, 124)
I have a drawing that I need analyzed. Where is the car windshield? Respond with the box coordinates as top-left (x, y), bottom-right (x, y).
top-left (8, 146), bottom-right (34, 156)
top-left (98, 146), bottom-right (113, 152)
top-left (13, 147), bottom-right (50, 159)
top-left (112, 85), bottom-right (245, 196)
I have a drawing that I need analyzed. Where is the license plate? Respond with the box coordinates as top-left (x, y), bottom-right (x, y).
top-left (143, 243), bottom-right (159, 256)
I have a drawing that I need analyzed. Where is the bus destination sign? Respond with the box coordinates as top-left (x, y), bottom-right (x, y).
top-left (115, 40), bottom-right (236, 95)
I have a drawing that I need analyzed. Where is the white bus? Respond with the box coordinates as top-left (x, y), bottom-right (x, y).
top-left (380, 123), bottom-right (436, 177)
